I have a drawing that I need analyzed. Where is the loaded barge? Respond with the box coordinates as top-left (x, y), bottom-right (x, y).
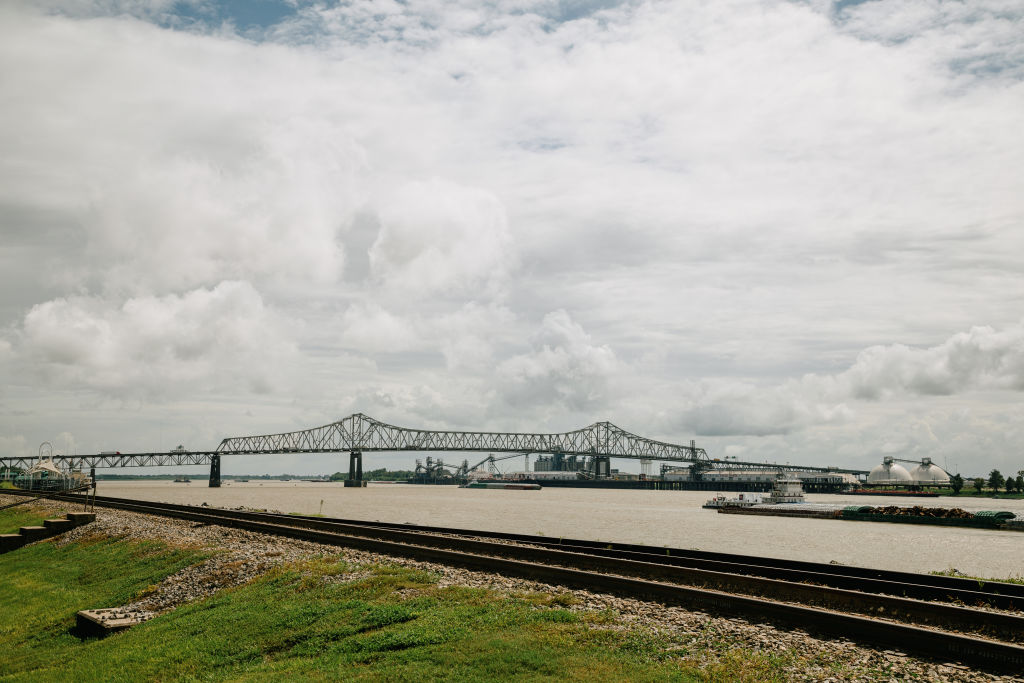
top-left (846, 489), bottom-right (939, 498)
top-left (460, 481), bottom-right (542, 490)
top-left (709, 479), bottom-right (1023, 531)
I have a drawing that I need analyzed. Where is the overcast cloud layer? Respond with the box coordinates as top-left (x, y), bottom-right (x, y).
top-left (1, 0), bottom-right (1022, 477)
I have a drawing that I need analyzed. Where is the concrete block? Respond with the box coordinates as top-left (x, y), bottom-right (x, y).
top-left (19, 526), bottom-right (51, 542)
top-left (66, 512), bottom-right (96, 526)
top-left (0, 534), bottom-right (26, 553)
top-left (76, 608), bottom-right (155, 637)
top-left (44, 518), bottom-right (75, 533)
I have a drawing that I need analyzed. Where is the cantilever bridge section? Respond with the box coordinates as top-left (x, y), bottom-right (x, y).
top-left (214, 413), bottom-right (711, 462)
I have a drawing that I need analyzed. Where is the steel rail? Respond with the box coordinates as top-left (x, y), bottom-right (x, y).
top-left (169, 506), bottom-right (1024, 641)
top-left (39, 491), bottom-right (1024, 604)
top-left (11, 491), bottom-right (1023, 671)
top-left (277, 511), bottom-right (1024, 601)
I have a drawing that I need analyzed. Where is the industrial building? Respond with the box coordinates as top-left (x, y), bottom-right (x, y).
top-left (865, 456), bottom-right (950, 488)
top-left (660, 466), bottom-right (859, 492)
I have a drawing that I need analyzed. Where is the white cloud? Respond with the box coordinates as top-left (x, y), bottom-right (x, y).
top-left (838, 324), bottom-right (1024, 398)
top-left (369, 178), bottom-right (513, 299)
top-left (670, 323), bottom-right (1024, 437)
top-left (17, 281), bottom-right (295, 398)
top-left (497, 310), bottom-right (618, 411)
top-left (340, 302), bottom-right (417, 353)
top-left (432, 303), bottom-right (515, 371)
top-left (673, 380), bottom-right (854, 437)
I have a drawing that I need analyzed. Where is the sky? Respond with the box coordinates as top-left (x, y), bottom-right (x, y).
top-left (1, 0), bottom-right (1022, 478)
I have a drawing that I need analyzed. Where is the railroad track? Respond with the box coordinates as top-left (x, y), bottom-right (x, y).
top-left (8, 490), bottom-right (1024, 673)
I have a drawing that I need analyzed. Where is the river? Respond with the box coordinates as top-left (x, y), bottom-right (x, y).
top-left (99, 481), bottom-right (1024, 579)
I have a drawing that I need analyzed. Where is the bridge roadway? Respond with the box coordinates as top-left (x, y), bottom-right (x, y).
top-left (0, 413), bottom-right (870, 482)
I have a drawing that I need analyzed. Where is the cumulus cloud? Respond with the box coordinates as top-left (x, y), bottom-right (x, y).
top-left (838, 324), bottom-right (1024, 398)
top-left (0, 8), bottom-right (362, 297)
top-left (497, 310), bottom-right (618, 411)
top-left (17, 281), bottom-right (295, 398)
top-left (671, 323), bottom-right (1024, 437)
top-left (673, 380), bottom-right (853, 437)
top-left (432, 303), bottom-right (515, 371)
top-left (369, 178), bottom-right (513, 298)
top-left (339, 302), bottom-right (417, 353)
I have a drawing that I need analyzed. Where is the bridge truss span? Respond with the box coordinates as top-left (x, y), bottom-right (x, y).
top-left (0, 451), bottom-right (216, 471)
top-left (215, 413), bottom-right (711, 463)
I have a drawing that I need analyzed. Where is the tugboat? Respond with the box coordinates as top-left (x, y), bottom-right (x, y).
top-left (764, 477), bottom-right (806, 504)
top-left (702, 492), bottom-right (763, 509)
top-left (703, 476), bottom-right (805, 509)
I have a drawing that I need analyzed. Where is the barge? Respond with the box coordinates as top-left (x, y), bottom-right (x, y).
top-left (718, 502), bottom-right (1022, 530)
top-left (461, 481), bottom-right (542, 490)
top-left (846, 489), bottom-right (939, 498)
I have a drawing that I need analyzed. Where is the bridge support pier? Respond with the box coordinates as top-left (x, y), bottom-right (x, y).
top-left (209, 455), bottom-right (221, 488)
top-left (591, 456), bottom-right (611, 478)
top-left (344, 451), bottom-right (366, 487)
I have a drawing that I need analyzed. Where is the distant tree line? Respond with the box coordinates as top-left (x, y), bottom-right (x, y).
top-left (329, 468), bottom-right (415, 482)
top-left (950, 469), bottom-right (1023, 496)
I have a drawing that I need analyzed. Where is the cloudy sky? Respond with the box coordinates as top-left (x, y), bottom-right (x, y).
top-left (1, 0), bottom-right (1022, 478)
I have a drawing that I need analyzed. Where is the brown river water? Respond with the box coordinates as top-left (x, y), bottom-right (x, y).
top-left (100, 481), bottom-right (1024, 579)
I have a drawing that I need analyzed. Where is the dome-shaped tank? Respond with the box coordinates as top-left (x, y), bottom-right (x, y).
top-left (867, 457), bottom-right (913, 485)
top-left (909, 457), bottom-right (950, 485)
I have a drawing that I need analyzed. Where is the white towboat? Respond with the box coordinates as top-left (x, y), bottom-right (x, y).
top-left (703, 477), bottom-right (806, 509)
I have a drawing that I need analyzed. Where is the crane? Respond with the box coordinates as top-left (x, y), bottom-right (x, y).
top-left (457, 452), bottom-right (525, 478)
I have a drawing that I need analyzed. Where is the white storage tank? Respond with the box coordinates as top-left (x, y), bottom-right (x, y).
top-left (867, 456), bottom-right (913, 485)
top-left (909, 457), bottom-right (950, 486)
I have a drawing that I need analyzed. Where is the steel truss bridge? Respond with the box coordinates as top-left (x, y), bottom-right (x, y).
top-left (0, 413), bottom-right (868, 486)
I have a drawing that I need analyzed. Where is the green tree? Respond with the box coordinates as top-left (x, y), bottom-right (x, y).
top-left (950, 473), bottom-right (964, 494)
top-left (1017, 474), bottom-right (1024, 493)
top-left (988, 469), bottom-right (1005, 492)
top-left (973, 477), bottom-right (985, 494)
top-left (1006, 477), bottom-right (1016, 494)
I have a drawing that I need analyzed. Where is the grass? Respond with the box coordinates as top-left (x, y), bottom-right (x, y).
top-left (0, 510), bottom-right (207, 680)
top-left (929, 487), bottom-right (1024, 499)
top-left (1, 506), bottom-right (887, 682)
top-left (0, 506), bottom-right (52, 534)
top-left (929, 568), bottom-right (1024, 586)
top-left (1, 556), bottom-right (818, 682)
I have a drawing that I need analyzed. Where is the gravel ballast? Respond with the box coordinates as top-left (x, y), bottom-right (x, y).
top-left (4, 494), bottom-right (1020, 682)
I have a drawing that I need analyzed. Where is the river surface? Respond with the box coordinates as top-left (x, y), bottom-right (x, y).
top-left (100, 481), bottom-right (1024, 579)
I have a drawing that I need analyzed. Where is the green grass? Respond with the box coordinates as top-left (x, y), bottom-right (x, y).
top-left (0, 533), bottom-right (831, 683)
top-left (1, 505), bottom-right (895, 682)
top-left (0, 506), bottom-right (61, 534)
top-left (929, 568), bottom-right (1024, 585)
top-left (930, 487), bottom-right (1024, 499)
top-left (4, 557), bottom-right (813, 682)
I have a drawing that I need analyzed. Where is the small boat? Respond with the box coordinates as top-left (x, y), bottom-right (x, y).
top-left (173, 477), bottom-right (191, 483)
